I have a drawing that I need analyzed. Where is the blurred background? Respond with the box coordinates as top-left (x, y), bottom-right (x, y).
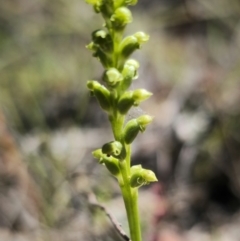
top-left (1, 0), bottom-right (240, 240)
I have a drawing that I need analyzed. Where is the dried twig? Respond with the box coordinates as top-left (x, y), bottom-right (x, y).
top-left (88, 192), bottom-right (131, 241)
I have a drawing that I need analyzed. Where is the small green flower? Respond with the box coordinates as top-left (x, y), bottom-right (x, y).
top-left (92, 149), bottom-right (120, 176)
top-left (111, 7), bottom-right (132, 30)
top-left (92, 148), bottom-right (104, 162)
top-left (132, 89), bottom-right (152, 106)
top-left (119, 35), bottom-right (138, 59)
top-left (124, 59), bottom-right (140, 73)
top-left (123, 118), bottom-right (140, 144)
top-left (119, 32), bottom-right (149, 61)
top-left (95, 48), bottom-right (112, 67)
top-left (137, 115), bottom-right (153, 131)
top-left (123, 115), bottom-right (153, 144)
top-left (117, 91), bottom-right (134, 114)
top-left (102, 141), bottom-right (123, 157)
top-left (117, 89), bottom-right (152, 114)
top-left (92, 30), bottom-right (113, 52)
top-left (130, 165), bottom-right (158, 188)
top-left (121, 59), bottom-right (140, 90)
top-left (87, 80), bottom-right (111, 111)
top-left (122, 59), bottom-right (139, 80)
top-left (103, 68), bottom-right (123, 87)
top-left (134, 31), bottom-right (149, 44)
top-left (86, 42), bottom-right (98, 52)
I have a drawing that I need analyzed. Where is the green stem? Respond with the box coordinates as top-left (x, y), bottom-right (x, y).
top-left (111, 113), bottom-right (124, 141)
top-left (112, 115), bottom-right (142, 241)
top-left (119, 161), bottom-right (142, 241)
top-left (125, 144), bottom-right (131, 172)
top-left (130, 188), bottom-right (142, 241)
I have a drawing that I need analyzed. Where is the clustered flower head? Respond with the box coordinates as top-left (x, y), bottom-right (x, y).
top-left (86, 0), bottom-right (157, 188)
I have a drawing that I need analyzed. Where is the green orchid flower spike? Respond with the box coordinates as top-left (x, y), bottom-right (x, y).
top-left (85, 1), bottom-right (157, 240)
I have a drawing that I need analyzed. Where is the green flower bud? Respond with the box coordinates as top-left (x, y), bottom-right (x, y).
top-left (123, 115), bottom-right (153, 144)
top-left (117, 91), bottom-right (134, 114)
top-left (87, 81), bottom-right (111, 111)
top-left (117, 89), bottom-right (152, 114)
top-left (92, 30), bottom-right (113, 52)
top-left (121, 59), bottom-right (140, 90)
top-left (87, 80), bottom-right (99, 90)
top-left (92, 29), bottom-right (107, 40)
top-left (132, 89), bottom-right (152, 106)
top-left (122, 64), bottom-right (136, 81)
top-left (123, 119), bottom-right (140, 144)
top-left (125, 59), bottom-right (140, 70)
top-left (131, 165), bottom-right (142, 172)
top-left (141, 169), bottom-right (158, 182)
top-left (94, 48), bottom-right (112, 68)
top-left (92, 148), bottom-right (104, 163)
top-left (104, 158), bottom-right (120, 176)
top-left (122, 59), bottom-right (139, 80)
top-left (103, 68), bottom-right (123, 87)
top-left (95, 88), bottom-right (111, 111)
top-left (92, 148), bottom-right (120, 176)
top-left (130, 165), bottom-right (158, 188)
top-left (119, 35), bottom-right (139, 59)
top-left (85, 0), bottom-right (102, 13)
top-left (110, 7), bottom-right (132, 30)
top-left (100, 0), bottom-right (114, 17)
top-left (136, 115), bottom-right (153, 132)
top-left (120, 32), bottom-right (149, 60)
top-left (86, 42), bottom-right (98, 52)
top-left (134, 31), bottom-right (149, 44)
top-left (102, 141), bottom-right (123, 157)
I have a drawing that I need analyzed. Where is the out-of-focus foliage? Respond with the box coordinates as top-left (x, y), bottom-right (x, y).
top-left (0, 0), bottom-right (104, 132)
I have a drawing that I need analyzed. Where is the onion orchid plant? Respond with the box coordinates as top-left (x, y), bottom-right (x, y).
top-left (85, 1), bottom-right (157, 240)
